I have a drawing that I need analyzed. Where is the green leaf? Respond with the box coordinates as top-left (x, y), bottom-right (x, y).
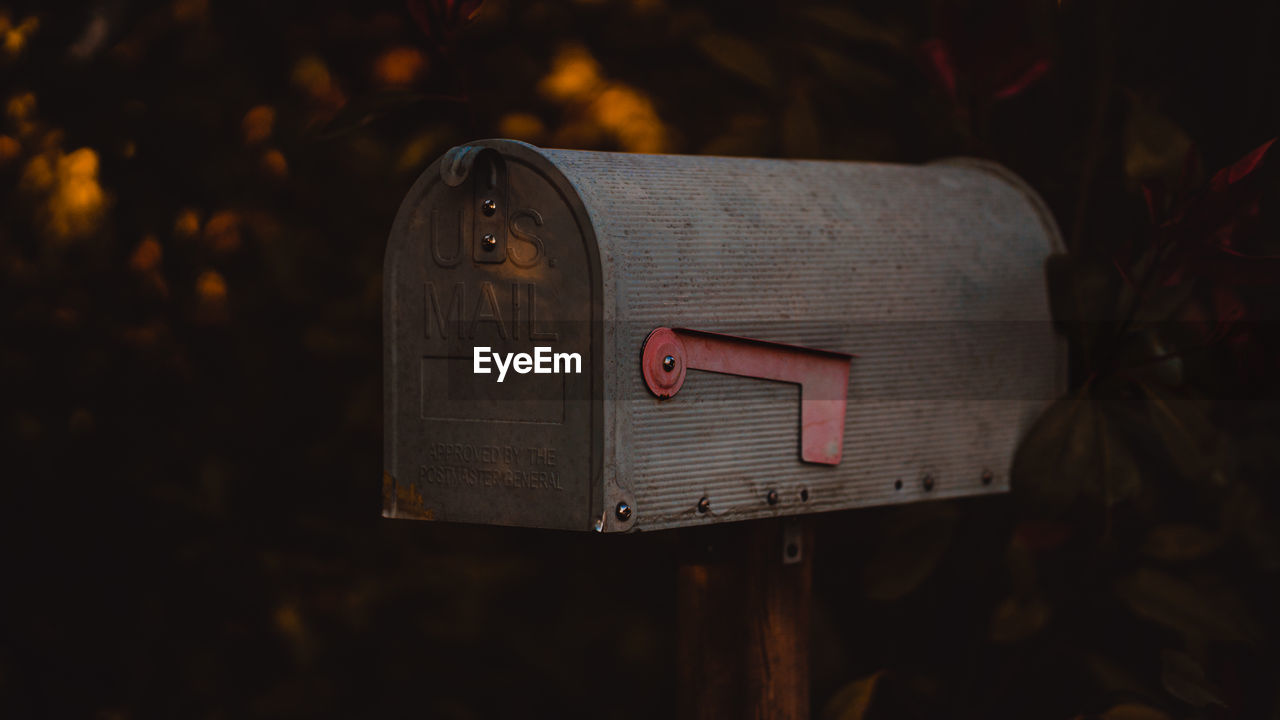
top-left (782, 88), bottom-right (820, 158)
top-left (1141, 524), bottom-right (1221, 562)
top-left (988, 593), bottom-right (1051, 645)
top-left (821, 671), bottom-right (883, 720)
top-left (1115, 567), bottom-right (1255, 644)
top-left (694, 33), bottom-right (777, 90)
top-left (799, 6), bottom-right (905, 50)
top-left (1013, 385), bottom-right (1141, 512)
top-left (860, 503), bottom-right (957, 601)
top-left (804, 45), bottom-right (895, 91)
top-left (1123, 96), bottom-right (1195, 190)
top-left (1044, 253), bottom-right (1120, 368)
top-left (700, 113), bottom-right (770, 157)
top-left (1085, 653), bottom-right (1149, 697)
top-left (1161, 649), bottom-right (1225, 708)
top-left (1139, 383), bottom-right (1225, 483)
top-left (1012, 388), bottom-right (1095, 511)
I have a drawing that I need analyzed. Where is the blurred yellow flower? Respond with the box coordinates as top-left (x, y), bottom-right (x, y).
top-left (292, 55), bottom-right (333, 99)
top-left (174, 208), bottom-right (201, 238)
top-left (21, 147), bottom-right (107, 243)
top-left (539, 45), bottom-right (604, 103)
top-left (196, 269), bottom-right (227, 302)
top-left (373, 46), bottom-right (427, 88)
top-left (498, 113), bottom-right (547, 143)
top-left (6, 91), bottom-right (37, 136)
top-left (260, 148), bottom-right (288, 179)
top-left (1, 13), bottom-right (38, 58)
top-left (129, 235), bottom-right (163, 273)
top-left (242, 105), bottom-right (275, 144)
top-left (590, 85), bottom-right (667, 153)
top-left (0, 134), bottom-right (20, 165)
top-left (538, 44), bottom-right (669, 153)
top-left (203, 211), bottom-right (241, 253)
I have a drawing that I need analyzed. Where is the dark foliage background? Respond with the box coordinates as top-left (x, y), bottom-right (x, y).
top-left (2, 0), bottom-right (1278, 718)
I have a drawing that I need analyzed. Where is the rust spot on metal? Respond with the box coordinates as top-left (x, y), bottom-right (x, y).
top-left (395, 479), bottom-right (428, 516)
top-left (382, 471), bottom-right (396, 514)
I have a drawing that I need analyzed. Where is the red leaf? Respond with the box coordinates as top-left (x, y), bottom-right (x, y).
top-left (921, 39), bottom-right (957, 100)
top-left (1141, 182), bottom-right (1161, 225)
top-left (407, 0), bottom-right (484, 49)
top-left (1210, 137), bottom-right (1276, 191)
top-left (992, 57), bottom-right (1051, 100)
top-left (1151, 137), bottom-right (1280, 286)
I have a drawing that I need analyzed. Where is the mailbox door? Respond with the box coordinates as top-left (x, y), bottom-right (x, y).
top-left (383, 143), bottom-right (603, 530)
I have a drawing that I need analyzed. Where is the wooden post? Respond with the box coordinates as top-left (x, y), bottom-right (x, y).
top-left (677, 518), bottom-right (813, 720)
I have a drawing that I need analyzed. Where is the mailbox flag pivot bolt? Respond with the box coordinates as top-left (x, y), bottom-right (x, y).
top-left (615, 501), bottom-right (632, 522)
top-left (482, 199), bottom-right (497, 216)
top-left (662, 355), bottom-right (676, 372)
top-left (697, 497), bottom-right (710, 514)
top-left (481, 233), bottom-right (497, 250)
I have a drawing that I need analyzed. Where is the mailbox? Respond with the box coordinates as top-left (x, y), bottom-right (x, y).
top-left (383, 139), bottom-right (1064, 532)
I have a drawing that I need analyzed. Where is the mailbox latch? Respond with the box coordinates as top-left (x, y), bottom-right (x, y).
top-left (641, 327), bottom-right (854, 465)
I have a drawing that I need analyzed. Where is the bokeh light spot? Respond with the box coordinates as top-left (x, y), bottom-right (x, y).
top-left (372, 46), bottom-right (427, 88)
top-left (0, 134), bottom-right (18, 164)
top-left (498, 113), bottom-right (547, 143)
top-left (196, 269), bottom-right (227, 302)
top-left (292, 55), bottom-right (333, 99)
top-left (130, 235), bottom-right (163, 273)
top-left (260, 148), bottom-right (288, 179)
top-left (242, 105), bottom-right (275, 144)
top-left (539, 45), bottom-right (604, 103)
top-left (174, 208), bottom-right (201, 238)
top-left (203, 211), bottom-right (242, 253)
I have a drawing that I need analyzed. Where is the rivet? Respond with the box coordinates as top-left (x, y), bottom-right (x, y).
top-left (615, 501), bottom-right (632, 522)
top-left (894, 479), bottom-right (903, 490)
top-left (481, 233), bottom-right (497, 250)
top-left (696, 496), bottom-right (710, 514)
top-left (766, 489), bottom-right (779, 505)
top-left (800, 488), bottom-right (809, 502)
top-left (922, 474), bottom-right (935, 491)
top-left (662, 355), bottom-right (676, 372)
top-left (981, 470), bottom-right (994, 485)
top-left (482, 199), bottom-right (497, 216)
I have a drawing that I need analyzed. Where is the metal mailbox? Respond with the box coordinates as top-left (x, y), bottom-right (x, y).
top-left (383, 139), bottom-right (1064, 532)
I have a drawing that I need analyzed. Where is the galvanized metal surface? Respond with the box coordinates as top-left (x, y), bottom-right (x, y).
top-left (384, 139), bottom-right (1065, 532)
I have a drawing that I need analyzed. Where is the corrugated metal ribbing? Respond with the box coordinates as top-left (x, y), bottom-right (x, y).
top-left (542, 149), bottom-right (1063, 530)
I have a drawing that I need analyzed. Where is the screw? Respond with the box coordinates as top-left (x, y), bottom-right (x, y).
top-left (922, 474), bottom-right (935, 491)
top-left (981, 470), bottom-right (994, 485)
top-left (481, 233), bottom-right (496, 250)
top-left (482, 199), bottom-right (497, 216)
top-left (766, 489), bottom-right (779, 505)
top-left (615, 501), bottom-right (632, 522)
top-left (786, 543), bottom-right (799, 559)
top-left (696, 496), bottom-right (710, 514)
top-left (662, 355), bottom-right (676, 372)
top-left (800, 488), bottom-right (809, 502)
